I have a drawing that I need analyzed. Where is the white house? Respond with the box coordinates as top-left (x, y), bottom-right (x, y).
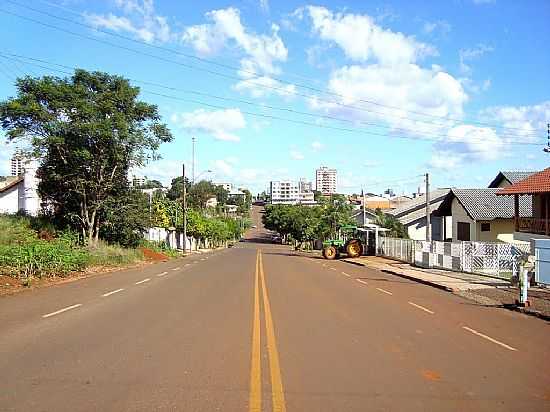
top-left (388, 189), bottom-right (452, 241)
top-left (0, 161), bottom-right (41, 216)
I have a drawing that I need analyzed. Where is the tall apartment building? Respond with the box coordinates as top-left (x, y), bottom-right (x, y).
top-left (315, 166), bottom-right (337, 195)
top-left (298, 178), bottom-right (313, 193)
top-left (132, 175), bottom-right (147, 187)
top-left (10, 151), bottom-right (24, 176)
top-left (270, 181), bottom-right (315, 205)
top-left (214, 182), bottom-right (233, 192)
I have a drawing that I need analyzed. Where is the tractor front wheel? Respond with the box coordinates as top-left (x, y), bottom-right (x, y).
top-left (345, 239), bottom-right (364, 258)
top-left (322, 245), bottom-right (338, 260)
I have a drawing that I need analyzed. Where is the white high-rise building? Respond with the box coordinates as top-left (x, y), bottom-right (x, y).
top-left (214, 182), bottom-right (233, 192)
top-left (270, 181), bottom-right (315, 205)
top-left (315, 166), bottom-right (337, 194)
top-left (11, 151), bottom-right (24, 176)
top-left (298, 178), bottom-right (313, 193)
top-left (132, 175), bottom-right (147, 187)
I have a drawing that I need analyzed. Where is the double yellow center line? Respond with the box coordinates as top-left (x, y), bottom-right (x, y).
top-left (249, 250), bottom-right (287, 412)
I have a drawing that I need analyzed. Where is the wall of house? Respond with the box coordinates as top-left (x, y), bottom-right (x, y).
top-left (475, 219), bottom-right (515, 243)
top-left (0, 184), bottom-right (20, 214)
top-left (451, 198), bottom-right (475, 241)
top-left (405, 216), bottom-right (444, 241)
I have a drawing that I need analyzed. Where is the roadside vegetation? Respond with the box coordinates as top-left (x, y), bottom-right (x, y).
top-left (262, 196), bottom-right (355, 249)
top-left (263, 197), bottom-right (409, 249)
top-left (0, 70), bottom-right (249, 283)
top-left (0, 215), bottom-right (143, 281)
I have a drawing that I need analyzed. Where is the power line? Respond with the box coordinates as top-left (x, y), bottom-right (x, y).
top-left (25, 0), bottom-right (545, 133)
top-left (0, 51), bottom-right (545, 147)
top-left (0, 1), bottom-right (545, 136)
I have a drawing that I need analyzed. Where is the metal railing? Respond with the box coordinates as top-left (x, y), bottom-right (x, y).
top-left (518, 217), bottom-right (549, 235)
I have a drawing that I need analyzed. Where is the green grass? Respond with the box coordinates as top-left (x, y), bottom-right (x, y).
top-left (0, 215), bottom-right (146, 280)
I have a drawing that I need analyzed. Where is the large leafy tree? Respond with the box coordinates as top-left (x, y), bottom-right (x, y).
top-left (0, 70), bottom-right (172, 246)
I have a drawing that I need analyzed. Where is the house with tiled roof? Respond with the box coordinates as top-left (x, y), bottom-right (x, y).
top-left (435, 188), bottom-right (532, 242)
top-left (433, 171), bottom-right (536, 243)
top-left (0, 161), bottom-right (41, 215)
top-left (496, 167), bottom-right (550, 242)
top-left (388, 188), bottom-right (452, 241)
top-left (488, 171), bottom-right (536, 188)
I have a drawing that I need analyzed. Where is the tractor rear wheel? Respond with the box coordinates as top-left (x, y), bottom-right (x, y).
top-left (345, 239), bottom-right (363, 258)
top-left (322, 245), bottom-right (338, 260)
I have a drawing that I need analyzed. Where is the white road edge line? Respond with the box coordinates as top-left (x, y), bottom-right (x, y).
top-left (42, 304), bottom-right (82, 318)
top-left (462, 326), bottom-right (517, 351)
top-left (102, 288), bottom-right (124, 297)
top-left (376, 287), bottom-right (393, 295)
top-left (408, 301), bottom-right (434, 314)
top-left (135, 278), bottom-right (151, 285)
top-left (341, 272), bottom-right (351, 277)
top-left (157, 272), bottom-right (168, 277)
top-left (185, 263), bottom-right (191, 267)
top-left (356, 279), bottom-right (368, 285)
top-left (172, 267), bottom-right (181, 271)
top-left (330, 267), bottom-right (337, 271)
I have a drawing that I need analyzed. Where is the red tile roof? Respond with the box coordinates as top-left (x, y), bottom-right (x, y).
top-left (496, 168), bottom-right (550, 195)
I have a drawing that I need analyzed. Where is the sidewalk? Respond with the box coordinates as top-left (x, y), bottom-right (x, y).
top-left (342, 256), bottom-right (509, 292)
top-left (343, 256), bottom-right (550, 320)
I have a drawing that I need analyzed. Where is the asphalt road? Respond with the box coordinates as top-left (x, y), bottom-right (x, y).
top-left (1, 208), bottom-right (549, 411)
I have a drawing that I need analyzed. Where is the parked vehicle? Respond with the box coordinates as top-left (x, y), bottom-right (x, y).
top-left (322, 225), bottom-right (364, 260)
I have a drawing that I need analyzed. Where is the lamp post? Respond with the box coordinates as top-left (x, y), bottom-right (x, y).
top-left (194, 169), bottom-right (212, 183)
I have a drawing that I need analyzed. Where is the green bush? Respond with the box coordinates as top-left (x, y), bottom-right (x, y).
top-left (0, 215), bottom-right (146, 279)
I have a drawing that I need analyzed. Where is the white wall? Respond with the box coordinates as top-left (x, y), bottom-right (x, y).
top-left (451, 198), bottom-right (476, 241)
top-left (0, 184), bottom-right (20, 214)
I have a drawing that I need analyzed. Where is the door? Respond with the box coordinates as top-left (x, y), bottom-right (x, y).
top-left (457, 222), bottom-right (471, 241)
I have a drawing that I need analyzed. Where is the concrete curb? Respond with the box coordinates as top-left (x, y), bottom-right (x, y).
top-left (341, 259), bottom-right (550, 322)
top-left (341, 259), bottom-right (456, 292)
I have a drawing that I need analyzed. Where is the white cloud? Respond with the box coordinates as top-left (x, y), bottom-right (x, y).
top-left (213, 159), bottom-right (234, 176)
top-left (83, 0), bottom-right (172, 43)
top-left (133, 159), bottom-right (184, 186)
top-left (311, 141), bottom-right (324, 151)
top-left (442, 124), bottom-right (505, 161)
top-left (290, 150), bottom-right (305, 160)
top-left (480, 101), bottom-right (550, 142)
top-left (171, 108), bottom-right (246, 142)
top-left (428, 151), bottom-right (464, 170)
top-left (233, 75), bottom-right (296, 98)
top-left (304, 6), bottom-right (437, 65)
top-left (182, 8), bottom-right (287, 76)
top-left (422, 20), bottom-right (451, 36)
top-left (259, 0), bottom-right (269, 13)
top-left (459, 43), bottom-right (494, 74)
top-left (311, 63), bottom-right (467, 137)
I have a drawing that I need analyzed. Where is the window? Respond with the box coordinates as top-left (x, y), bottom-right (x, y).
top-left (480, 223), bottom-right (491, 232)
top-left (457, 222), bottom-right (471, 241)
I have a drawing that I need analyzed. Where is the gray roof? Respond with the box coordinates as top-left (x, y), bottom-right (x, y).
top-left (439, 188), bottom-right (532, 220)
top-left (488, 171), bottom-right (535, 188)
top-left (389, 189), bottom-right (450, 218)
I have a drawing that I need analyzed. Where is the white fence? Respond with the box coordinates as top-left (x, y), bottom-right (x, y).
top-left (145, 227), bottom-right (212, 251)
top-left (378, 236), bottom-right (532, 280)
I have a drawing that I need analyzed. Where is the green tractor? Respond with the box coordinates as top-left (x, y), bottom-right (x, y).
top-left (322, 225), bottom-right (364, 260)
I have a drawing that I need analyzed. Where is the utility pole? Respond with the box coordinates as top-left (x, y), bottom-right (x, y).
top-left (544, 123), bottom-right (550, 153)
top-left (182, 163), bottom-right (187, 253)
top-left (425, 172), bottom-right (431, 241)
top-left (192, 136), bottom-right (196, 183)
top-left (362, 188), bottom-right (366, 227)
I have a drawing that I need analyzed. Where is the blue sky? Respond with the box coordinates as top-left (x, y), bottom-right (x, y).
top-left (0, 0), bottom-right (549, 195)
